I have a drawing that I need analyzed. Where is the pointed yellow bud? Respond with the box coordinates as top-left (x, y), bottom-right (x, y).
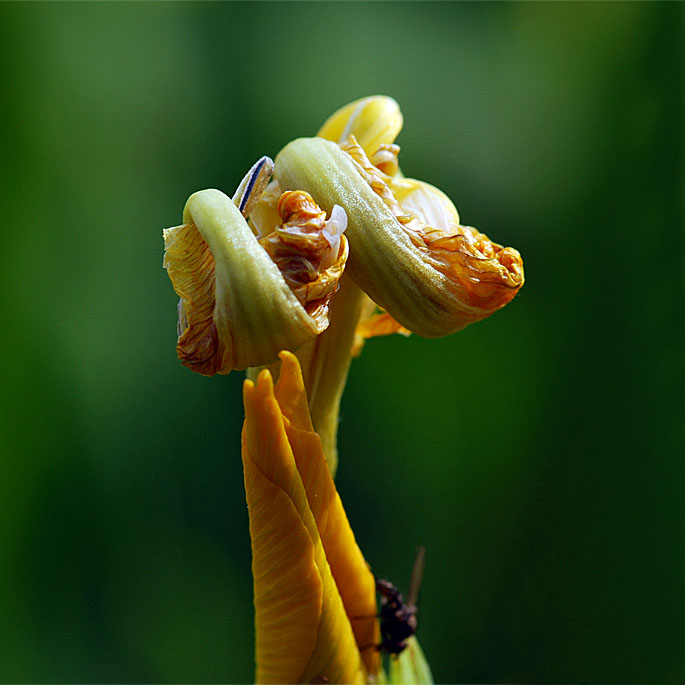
top-left (163, 187), bottom-right (348, 374)
top-left (274, 137), bottom-right (524, 338)
top-left (317, 95), bottom-right (403, 155)
top-left (242, 353), bottom-right (378, 683)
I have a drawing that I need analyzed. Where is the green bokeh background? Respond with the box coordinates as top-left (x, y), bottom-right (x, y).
top-left (1, 2), bottom-right (682, 683)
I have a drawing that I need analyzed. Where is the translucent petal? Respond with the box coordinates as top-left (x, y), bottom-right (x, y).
top-left (163, 222), bottom-right (229, 375)
top-left (275, 137), bottom-right (524, 338)
top-left (391, 177), bottom-right (460, 233)
top-left (317, 95), bottom-right (403, 155)
top-left (232, 156), bottom-right (274, 218)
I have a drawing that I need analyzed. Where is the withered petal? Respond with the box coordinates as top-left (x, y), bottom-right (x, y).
top-left (275, 137), bottom-right (524, 337)
top-left (163, 222), bottom-right (232, 375)
top-left (260, 191), bottom-right (349, 332)
top-left (164, 189), bottom-right (342, 376)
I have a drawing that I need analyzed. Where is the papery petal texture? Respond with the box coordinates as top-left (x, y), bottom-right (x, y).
top-left (242, 368), bottom-right (367, 684)
top-left (163, 188), bottom-right (347, 375)
top-left (274, 137), bottom-right (524, 338)
top-left (260, 191), bottom-right (349, 332)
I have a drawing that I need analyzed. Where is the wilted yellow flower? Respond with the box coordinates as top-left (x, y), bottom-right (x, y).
top-left (242, 351), bottom-right (379, 683)
top-left (163, 168), bottom-right (348, 375)
top-left (162, 96), bottom-right (521, 685)
top-left (274, 135), bottom-right (524, 338)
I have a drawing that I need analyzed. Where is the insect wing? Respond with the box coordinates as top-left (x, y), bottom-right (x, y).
top-left (407, 545), bottom-right (425, 608)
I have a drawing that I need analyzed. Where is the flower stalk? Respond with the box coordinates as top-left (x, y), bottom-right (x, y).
top-left (294, 274), bottom-right (369, 476)
top-left (163, 95), bottom-right (524, 684)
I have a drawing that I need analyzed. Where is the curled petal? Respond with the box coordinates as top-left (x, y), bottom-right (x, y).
top-left (163, 222), bottom-right (227, 375)
top-left (248, 178), bottom-right (282, 238)
top-left (243, 370), bottom-right (367, 684)
top-left (317, 95), bottom-right (403, 155)
top-left (232, 156), bottom-right (274, 218)
top-left (163, 188), bottom-right (347, 375)
top-left (259, 190), bottom-right (349, 332)
top-left (370, 143), bottom-right (401, 177)
top-left (274, 137), bottom-right (524, 338)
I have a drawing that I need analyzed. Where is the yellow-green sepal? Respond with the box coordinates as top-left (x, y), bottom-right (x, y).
top-left (387, 638), bottom-right (434, 685)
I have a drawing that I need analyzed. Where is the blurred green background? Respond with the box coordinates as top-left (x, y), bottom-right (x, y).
top-left (1, 2), bottom-right (682, 683)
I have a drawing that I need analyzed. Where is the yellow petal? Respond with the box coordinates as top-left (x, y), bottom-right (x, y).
top-left (317, 95), bottom-right (403, 155)
top-left (355, 309), bottom-right (411, 349)
top-left (274, 137), bottom-right (524, 338)
top-left (163, 221), bottom-right (227, 376)
top-left (390, 177), bottom-right (460, 230)
top-left (274, 352), bottom-right (380, 674)
top-left (243, 370), bottom-right (366, 684)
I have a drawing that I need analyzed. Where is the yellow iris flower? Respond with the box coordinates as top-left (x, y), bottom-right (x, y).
top-left (163, 95), bottom-right (523, 684)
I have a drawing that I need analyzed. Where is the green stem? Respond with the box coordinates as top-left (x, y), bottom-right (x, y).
top-left (296, 274), bottom-right (370, 477)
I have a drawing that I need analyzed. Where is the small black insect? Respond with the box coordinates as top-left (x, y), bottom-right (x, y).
top-left (376, 546), bottom-right (425, 655)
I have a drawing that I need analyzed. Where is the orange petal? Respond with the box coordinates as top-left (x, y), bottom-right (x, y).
top-left (274, 352), bottom-right (380, 675)
top-left (355, 310), bottom-right (411, 346)
top-left (259, 191), bottom-right (349, 332)
top-left (242, 371), bottom-right (366, 684)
